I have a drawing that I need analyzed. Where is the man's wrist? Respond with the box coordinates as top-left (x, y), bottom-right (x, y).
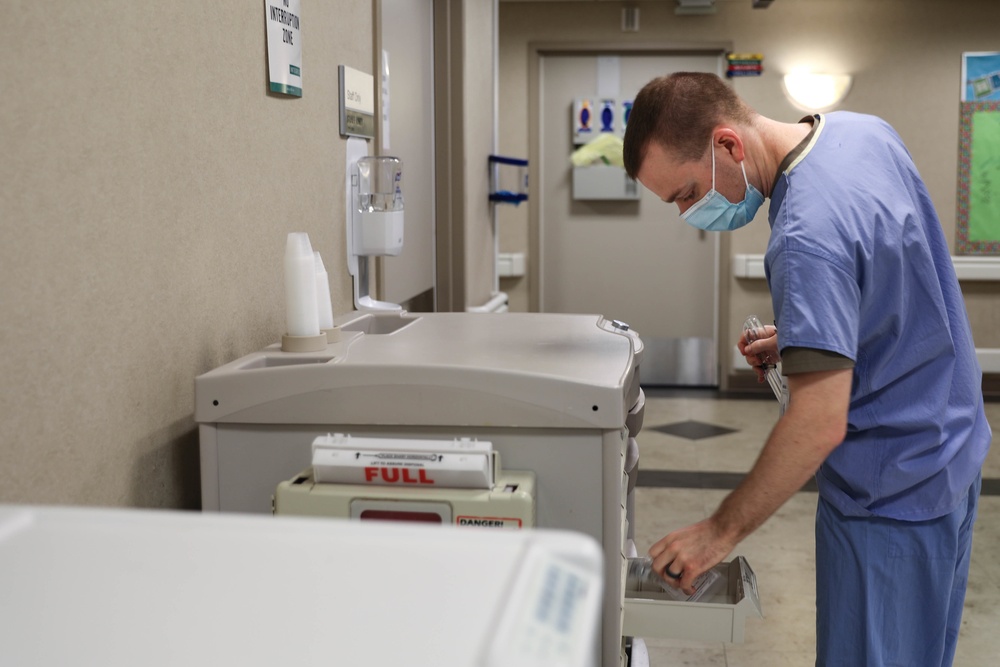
top-left (708, 506), bottom-right (744, 549)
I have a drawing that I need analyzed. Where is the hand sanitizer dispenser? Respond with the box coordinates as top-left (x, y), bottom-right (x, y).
top-left (354, 155), bottom-right (404, 256)
top-left (345, 137), bottom-right (404, 311)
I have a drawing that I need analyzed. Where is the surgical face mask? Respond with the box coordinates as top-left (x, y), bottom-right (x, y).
top-left (680, 145), bottom-right (765, 232)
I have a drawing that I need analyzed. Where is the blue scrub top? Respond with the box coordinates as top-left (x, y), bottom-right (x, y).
top-left (766, 112), bottom-right (991, 520)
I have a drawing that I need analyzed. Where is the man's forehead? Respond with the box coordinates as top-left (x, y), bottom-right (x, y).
top-left (636, 144), bottom-right (703, 202)
top-left (645, 140), bottom-right (692, 166)
top-left (643, 141), bottom-right (697, 176)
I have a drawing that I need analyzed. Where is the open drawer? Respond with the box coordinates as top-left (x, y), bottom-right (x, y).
top-left (623, 556), bottom-right (763, 643)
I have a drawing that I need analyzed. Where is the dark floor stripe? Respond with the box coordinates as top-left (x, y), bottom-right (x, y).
top-left (637, 469), bottom-right (1000, 497)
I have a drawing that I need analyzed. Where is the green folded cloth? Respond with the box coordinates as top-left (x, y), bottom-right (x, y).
top-left (570, 133), bottom-right (625, 168)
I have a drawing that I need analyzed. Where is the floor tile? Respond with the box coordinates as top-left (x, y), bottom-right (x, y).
top-left (723, 647), bottom-right (814, 667)
top-left (649, 420), bottom-right (738, 440)
top-left (641, 640), bottom-right (727, 666)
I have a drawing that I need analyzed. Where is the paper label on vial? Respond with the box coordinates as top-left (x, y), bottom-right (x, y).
top-left (684, 569), bottom-right (721, 602)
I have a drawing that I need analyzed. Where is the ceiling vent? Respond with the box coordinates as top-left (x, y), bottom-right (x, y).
top-left (675, 0), bottom-right (716, 16)
top-left (622, 7), bottom-right (640, 32)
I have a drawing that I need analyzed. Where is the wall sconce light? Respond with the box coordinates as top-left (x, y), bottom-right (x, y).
top-left (782, 73), bottom-right (852, 112)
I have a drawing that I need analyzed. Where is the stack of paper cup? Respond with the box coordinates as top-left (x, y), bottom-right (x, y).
top-left (285, 233), bottom-right (320, 336)
top-left (315, 251), bottom-right (340, 342)
top-left (282, 233), bottom-right (327, 352)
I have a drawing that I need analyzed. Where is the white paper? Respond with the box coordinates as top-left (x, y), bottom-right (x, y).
top-left (312, 448), bottom-right (492, 489)
top-left (311, 434), bottom-right (493, 488)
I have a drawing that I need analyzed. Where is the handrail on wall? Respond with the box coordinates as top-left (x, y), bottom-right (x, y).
top-left (732, 254), bottom-right (1000, 281)
top-left (731, 254), bottom-right (1000, 372)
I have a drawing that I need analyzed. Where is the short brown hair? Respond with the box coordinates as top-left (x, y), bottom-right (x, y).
top-left (623, 72), bottom-right (755, 178)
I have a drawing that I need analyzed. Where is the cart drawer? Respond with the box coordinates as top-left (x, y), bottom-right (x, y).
top-left (623, 556), bottom-right (762, 643)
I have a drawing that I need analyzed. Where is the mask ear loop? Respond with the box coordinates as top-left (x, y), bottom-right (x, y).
top-left (740, 160), bottom-right (751, 190)
top-left (710, 143), bottom-right (717, 191)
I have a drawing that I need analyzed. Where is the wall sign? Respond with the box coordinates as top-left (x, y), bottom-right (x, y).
top-left (264, 0), bottom-right (302, 96)
top-left (339, 65), bottom-right (375, 138)
top-left (726, 52), bottom-right (763, 78)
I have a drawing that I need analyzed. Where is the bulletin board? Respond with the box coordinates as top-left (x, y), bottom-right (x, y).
top-left (957, 101), bottom-right (1000, 254)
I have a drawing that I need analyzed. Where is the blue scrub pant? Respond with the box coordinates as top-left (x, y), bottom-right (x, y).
top-left (815, 475), bottom-right (980, 667)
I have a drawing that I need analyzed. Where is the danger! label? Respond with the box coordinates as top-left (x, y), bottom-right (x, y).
top-left (456, 516), bottom-right (522, 529)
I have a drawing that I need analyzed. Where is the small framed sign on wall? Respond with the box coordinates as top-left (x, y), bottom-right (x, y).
top-left (339, 66), bottom-right (375, 139)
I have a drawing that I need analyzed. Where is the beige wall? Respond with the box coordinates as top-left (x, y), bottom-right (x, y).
top-left (498, 0), bottom-right (1000, 352)
top-left (464, 0), bottom-right (500, 310)
top-left (0, 2), bottom-right (372, 508)
top-left (431, 0), bottom-right (499, 313)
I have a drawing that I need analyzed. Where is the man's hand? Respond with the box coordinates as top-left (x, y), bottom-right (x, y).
top-left (648, 516), bottom-right (736, 595)
top-left (738, 324), bottom-right (779, 383)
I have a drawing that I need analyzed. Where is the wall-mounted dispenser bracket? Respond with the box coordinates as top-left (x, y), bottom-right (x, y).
top-left (345, 136), bottom-right (404, 312)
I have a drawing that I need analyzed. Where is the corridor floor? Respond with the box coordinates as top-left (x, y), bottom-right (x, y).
top-left (633, 388), bottom-right (1000, 666)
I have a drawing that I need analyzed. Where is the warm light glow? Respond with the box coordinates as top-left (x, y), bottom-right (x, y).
top-left (782, 73), bottom-right (852, 112)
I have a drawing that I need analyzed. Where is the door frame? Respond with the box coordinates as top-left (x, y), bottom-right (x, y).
top-left (527, 41), bottom-right (734, 384)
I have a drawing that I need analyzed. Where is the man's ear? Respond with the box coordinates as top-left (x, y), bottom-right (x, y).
top-left (713, 128), bottom-right (745, 162)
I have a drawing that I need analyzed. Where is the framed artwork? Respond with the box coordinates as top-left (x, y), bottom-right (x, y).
top-left (962, 52), bottom-right (1000, 102)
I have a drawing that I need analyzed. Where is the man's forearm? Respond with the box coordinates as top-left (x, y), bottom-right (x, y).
top-left (710, 369), bottom-right (851, 544)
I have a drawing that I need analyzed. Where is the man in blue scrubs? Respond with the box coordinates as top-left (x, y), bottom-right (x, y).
top-left (622, 72), bottom-right (991, 666)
